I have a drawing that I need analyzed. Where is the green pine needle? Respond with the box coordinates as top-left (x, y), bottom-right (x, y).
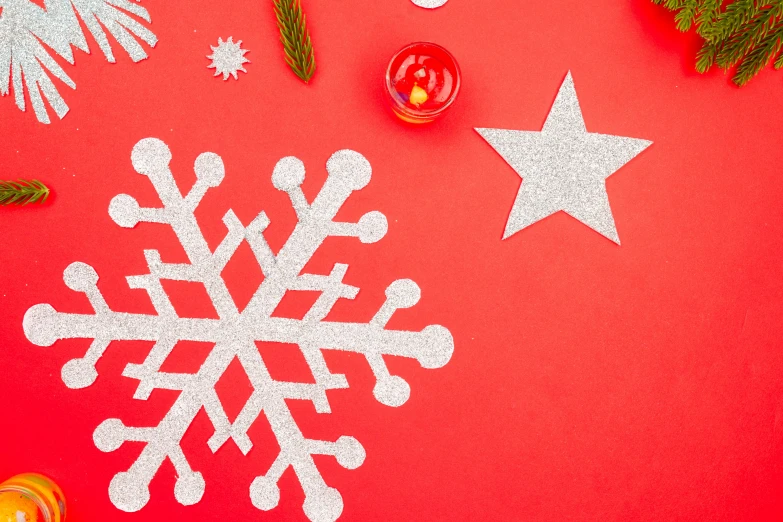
top-left (0, 179), bottom-right (50, 206)
top-left (273, 0), bottom-right (316, 83)
top-left (652, 0), bottom-right (783, 86)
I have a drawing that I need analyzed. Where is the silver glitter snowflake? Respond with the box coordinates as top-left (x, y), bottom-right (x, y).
top-left (23, 138), bottom-right (453, 522)
top-left (207, 36), bottom-right (249, 80)
top-left (0, 0), bottom-right (157, 124)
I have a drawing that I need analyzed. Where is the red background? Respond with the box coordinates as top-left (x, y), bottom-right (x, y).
top-left (2, 0), bottom-right (783, 520)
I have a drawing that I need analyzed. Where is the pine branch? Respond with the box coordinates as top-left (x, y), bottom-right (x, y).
top-left (733, 21), bottom-right (783, 84)
top-left (695, 0), bottom-right (722, 32)
top-left (675, 1), bottom-right (699, 31)
top-left (652, 0), bottom-right (783, 86)
top-left (696, 40), bottom-right (718, 72)
top-left (273, 0), bottom-right (316, 83)
top-left (701, 0), bottom-right (754, 42)
top-left (0, 180), bottom-right (50, 206)
top-left (715, 6), bottom-right (776, 69)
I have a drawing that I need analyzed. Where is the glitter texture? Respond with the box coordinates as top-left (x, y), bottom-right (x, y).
top-left (207, 36), bottom-right (250, 80)
top-left (23, 138), bottom-right (454, 522)
top-left (0, 0), bottom-right (157, 124)
top-left (476, 71), bottom-right (652, 244)
top-left (411, 0), bottom-right (449, 8)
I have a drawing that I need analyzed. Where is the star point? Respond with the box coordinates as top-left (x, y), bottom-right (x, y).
top-left (477, 72), bottom-right (651, 244)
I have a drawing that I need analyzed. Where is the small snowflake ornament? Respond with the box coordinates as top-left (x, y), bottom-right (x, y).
top-left (24, 138), bottom-right (453, 522)
top-left (207, 36), bottom-right (250, 80)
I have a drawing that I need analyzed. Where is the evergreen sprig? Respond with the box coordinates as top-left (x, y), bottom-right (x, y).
top-left (273, 0), bottom-right (316, 83)
top-left (0, 179), bottom-right (50, 206)
top-left (652, 0), bottom-right (783, 85)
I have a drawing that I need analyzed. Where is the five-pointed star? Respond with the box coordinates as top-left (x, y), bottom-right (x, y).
top-left (476, 72), bottom-right (652, 244)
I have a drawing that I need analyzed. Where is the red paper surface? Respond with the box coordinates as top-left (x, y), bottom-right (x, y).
top-left (2, 0), bottom-right (783, 520)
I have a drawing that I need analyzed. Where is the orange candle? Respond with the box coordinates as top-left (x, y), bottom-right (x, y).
top-left (0, 474), bottom-right (65, 522)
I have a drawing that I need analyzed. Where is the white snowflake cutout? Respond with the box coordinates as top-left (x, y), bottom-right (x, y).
top-left (23, 138), bottom-right (454, 522)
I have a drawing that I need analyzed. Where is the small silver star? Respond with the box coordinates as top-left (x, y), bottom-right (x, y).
top-left (476, 72), bottom-right (651, 244)
top-left (207, 37), bottom-right (250, 80)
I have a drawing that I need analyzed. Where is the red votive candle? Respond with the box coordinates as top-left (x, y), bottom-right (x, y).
top-left (385, 42), bottom-right (461, 124)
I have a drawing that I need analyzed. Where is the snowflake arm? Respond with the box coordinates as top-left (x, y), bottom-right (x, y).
top-left (0, 4), bottom-right (75, 123)
top-left (411, 0), bottom-right (449, 8)
top-left (0, 0), bottom-right (156, 123)
top-left (23, 138), bottom-right (454, 522)
top-left (71, 0), bottom-right (157, 63)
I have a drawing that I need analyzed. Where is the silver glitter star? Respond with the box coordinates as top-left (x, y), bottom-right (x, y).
top-left (476, 72), bottom-right (652, 244)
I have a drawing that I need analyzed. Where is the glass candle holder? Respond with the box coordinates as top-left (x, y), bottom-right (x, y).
top-left (385, 42), bottom-right (461, 124)
top-left (0, 473), bottom-right (66, 522)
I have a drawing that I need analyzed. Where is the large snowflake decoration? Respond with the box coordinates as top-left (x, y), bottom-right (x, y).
top-left (207, 36), bottom-right (250, 80)
top-left (0, 0), bottom-right (157, 124)
top-left (23, 138), bottom-right (454, 522)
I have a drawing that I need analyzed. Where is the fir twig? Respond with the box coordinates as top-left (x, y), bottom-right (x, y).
top-left (0, 179), bottom-right (50, 206)
top-left (273, 0), bottom-right (316, 83)
top-left (652, 0), bottom-right (783, 86)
